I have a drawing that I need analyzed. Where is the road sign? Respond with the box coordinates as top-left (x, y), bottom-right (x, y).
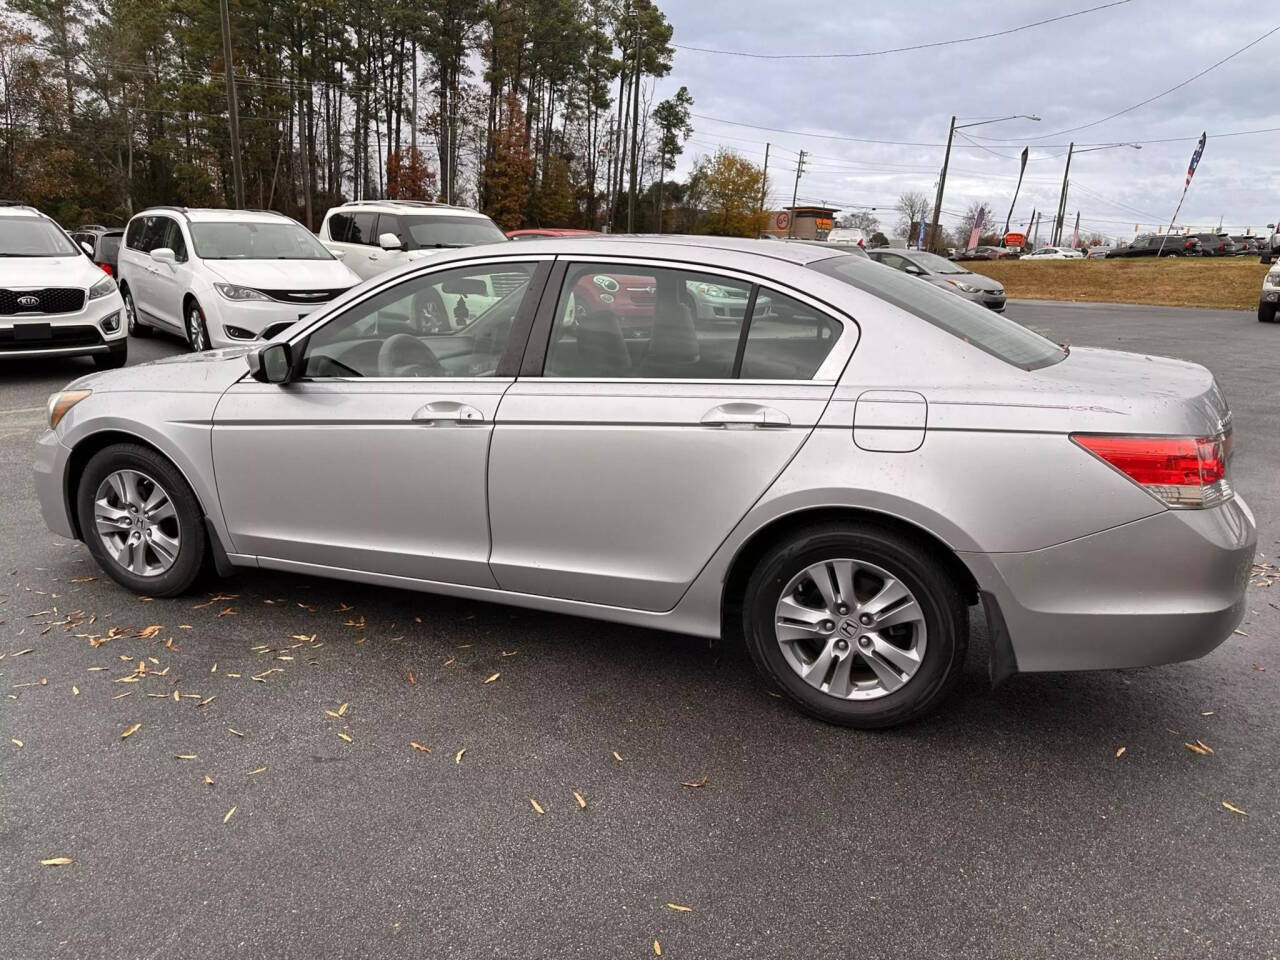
top-left (1004, 232), bottom-right (1026, 248)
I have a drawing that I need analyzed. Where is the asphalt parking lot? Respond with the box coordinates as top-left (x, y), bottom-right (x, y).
top-left (3, 304), bottom-right (1278, 960)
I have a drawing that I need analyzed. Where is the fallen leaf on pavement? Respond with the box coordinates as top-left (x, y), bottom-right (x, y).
top-left (247, 766), bottom-right (267, 776)
top-left (120, 723), bottom-right (141, 739)
top-left (612, 751), bottom-right (623, 763)
top-left (574, 791), bottom-right (586, 809)
top-left (204, 775), bottom-right (214, 786)
top-left (174, 754), bottom-right (197, 760)
top-left (223, 806), bottom-right (236, 824)
top-left (72, 685), bottom-right (79, 696)
top-left (337, 732), bottom-right (353, 743)
top-left (530, 798), bottom-right (544, 815)
top-left (483, 672), bottom-right (500, 684)
top-left (1115, 746), bottom-right (1126, 758)
top-left (228, 728), bottom-right (245, 738)
top-left (40, 857), bottom-right (73, 866)
top-left (137, 625), bottom-right (162, 639)
top-left (410, 742), bottom-right (431, 754)
top-left (1222, 801), bottom-right (1248, 817)
top-left (11, 739), bottom-right (22, 748)
top-left (653, 939), bottom-right (662, 956)
top-left (681, 775), bottom-right (708, 789)
top-left (216, 608), bottom-right (236, 617)
top-left (666, 903), bottom-right (692, 913)
top-left (406, 671), bottom-right (416, 685)
top-left (455, 747), bottom-right (466, 764)
top-left (338, 702), bottom-right (349, 716)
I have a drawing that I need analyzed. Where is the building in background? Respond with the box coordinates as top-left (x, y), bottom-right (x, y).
top-left (761, 205), bottom-right (838, 240)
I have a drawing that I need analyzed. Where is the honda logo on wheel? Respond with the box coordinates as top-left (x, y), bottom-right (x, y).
top-left (16, 295), bottom-right (40, 308)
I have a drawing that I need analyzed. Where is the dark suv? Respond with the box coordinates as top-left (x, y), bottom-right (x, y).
top-left (1189, 233), bottom-right (1237, 257)
top-left (1106, 235), bottom-right (1201, 258)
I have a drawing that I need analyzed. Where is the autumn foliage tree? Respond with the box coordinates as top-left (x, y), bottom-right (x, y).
top-left (693, 149), bottom-right (768, 237)
top-left (481, 93), bottom-right (533, 231)
top-left (386, 147), bottom-right (437, 201)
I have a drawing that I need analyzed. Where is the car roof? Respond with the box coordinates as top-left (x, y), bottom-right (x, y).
top-left (327, 200), bottom-right (489, 219)
top-left (479, 234), bottom-right (849, 266)
top-left (507, 228), bottom-right (600, 237)
top-left (0, 203), bottom-right (47, 219)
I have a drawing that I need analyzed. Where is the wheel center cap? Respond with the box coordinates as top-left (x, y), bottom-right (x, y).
top-left (837, 619), bottom-right (859, 639)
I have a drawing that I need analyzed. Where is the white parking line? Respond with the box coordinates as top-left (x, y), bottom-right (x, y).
top-left (1, 406), bottom-right (48, 415)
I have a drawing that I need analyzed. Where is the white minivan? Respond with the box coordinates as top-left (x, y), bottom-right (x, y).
top-left (118, 207), bottom-right (361, 350)
top-left (318, 200), bottom-right (507, 280)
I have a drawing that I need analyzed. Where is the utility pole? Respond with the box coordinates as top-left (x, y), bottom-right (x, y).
top-left (787, 150), bottom-right (806, 238)
top-left (928, 115), bottom-right (955, 252)
top-left (219, 0), bottom-right (244, 209)
top-left (1053, 141), bottom-right (1074, 246)
top-left (758, 142), bottom-right (770, 221)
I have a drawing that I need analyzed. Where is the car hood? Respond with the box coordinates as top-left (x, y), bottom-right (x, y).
top-left (931, 272), bottom-right (1003, 293)
top-left (4, 255), bottom-right (100, 288)
top-left (202, 258), bottom-right (361, 290)
top-left (67, 347), bottom-right (253, 394)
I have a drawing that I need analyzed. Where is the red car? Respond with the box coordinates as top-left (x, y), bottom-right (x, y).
top-left (507, 228), bottom-right (601, 240)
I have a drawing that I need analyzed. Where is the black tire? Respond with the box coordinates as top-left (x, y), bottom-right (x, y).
top-left (1260, 303), bottom-right (1278, 323)
top-left (76, 443), bottom-right (207, 597)
top-left (122, 286), bottom-right (150, 337)
top-left (742, 523), bottom-right (968, 728)
top-left (93, 340), bottom-right (128, 370)
top-left (185, 299), bottom-right (210, 352)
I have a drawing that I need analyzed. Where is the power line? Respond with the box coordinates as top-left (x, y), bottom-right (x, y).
top-left (974, 23), bottom-right (1280, 141)
top-left (671, 0), bottom-right (1133, 60)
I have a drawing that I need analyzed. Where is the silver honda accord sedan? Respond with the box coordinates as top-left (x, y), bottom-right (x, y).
top-left (34, 236), bottom-right (1256, 728)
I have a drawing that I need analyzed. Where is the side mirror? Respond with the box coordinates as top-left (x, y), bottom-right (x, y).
top-left (904, 264), bottom-right (925, 275)
top-left (378, 232), bottom-right (403, 251)
top-left (247, 341), bottom-right (292, 383)
top-left (80, 241), bottom-right (94, 256)
top-left (151, 247), bottom-right (176, 266)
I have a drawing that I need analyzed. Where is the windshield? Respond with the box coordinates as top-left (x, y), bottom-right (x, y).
top-left (0, 218), bottom-right (79, 257)
top-left (404, 215), bottom-right (507, 249)
top-left (906, 251), bottom-right (969, 275)
top-left (190, 221), bottom-right (333, 260)
top-left (810, 254), bottom-right (1066, 370)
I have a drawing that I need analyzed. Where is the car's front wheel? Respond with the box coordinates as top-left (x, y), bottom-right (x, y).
top-left (1261, 303), bottom-right (1278, 323)
top-left (742, 524), bottom-right (968, 728)
top-left (186, 300), bottom-right (211, 352)
top-left (76, 443), bottom-right (207, 597)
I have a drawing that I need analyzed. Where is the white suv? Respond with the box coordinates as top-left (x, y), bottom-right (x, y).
top-left (118, 207), bottom-right (362, 350)
top-left (319, 200), bottom-right (507, 281)
top-left (0, 202), bottom-right (127, 368)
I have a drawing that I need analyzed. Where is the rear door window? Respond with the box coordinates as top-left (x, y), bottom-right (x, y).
top-left (349, 213), bottom-right (376, 245)
top-left (740, 290), bottom-right (841, 380)
top-left (327, 213), bottom-right (354, 243)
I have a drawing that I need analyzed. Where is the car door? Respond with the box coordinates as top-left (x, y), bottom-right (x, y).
top-left (125, 216), bottom-right (167, 326)
top-left (487, 258), bottom-right (855, 611)
top-left (148, 217), bottom-right (188, 329)
top-left (368, 214), bottom-right (414, 275)
top-left (212, 256), bottom-right (550, 587)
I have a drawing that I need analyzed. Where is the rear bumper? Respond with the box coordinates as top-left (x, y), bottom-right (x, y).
top-left (963, 496), bottom-right (1256, 672)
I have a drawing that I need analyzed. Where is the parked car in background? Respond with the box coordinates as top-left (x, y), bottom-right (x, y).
top-left (320, 199), bottom-right (507, 280)
top-left (37, 235), bottom-right (1255, 729)
top-left (826, 227), bottom-right (867, 248)
top-left (119, 207), bottom-right (361, 350)
top-left (1190, 233), bottom-right (1237, 257)
top-left (957, 245), bottom-right (1013, 261)
top-left (69, 227), bottom-right (124, 276)
top-left (1259, 260), bottom-right (1280, 322)
top-left (1021, 246), bottom-right (1084, 260)
top-left (0, 201), bottom-right (127, 368)
top-left (1266, 223), bottom-right (1280, 260)
top-left (508, 228), bottom-right (601, 240)
top-left (1106, 235), bottom-right (1201, 258)
top-left (867, 247), bottom-right (1006, 311)
top-left (1230, 236), bottom-right (1260, 256)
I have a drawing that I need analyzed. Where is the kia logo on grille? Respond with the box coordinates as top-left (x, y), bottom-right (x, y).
top-left (17, 295), bottom-right (40, 308)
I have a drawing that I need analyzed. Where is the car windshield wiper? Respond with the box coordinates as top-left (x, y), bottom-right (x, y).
top-left (422, 243), bottom-right (467, 248)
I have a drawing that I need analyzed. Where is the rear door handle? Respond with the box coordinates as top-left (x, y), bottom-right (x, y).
top-left (700, 402), bottom-right (790, 428)
top-left (412, 400), bottom-right (486, 425)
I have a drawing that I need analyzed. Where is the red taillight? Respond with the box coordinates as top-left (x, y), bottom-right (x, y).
top-left (99, 263), bottom-right (113, 276)
top-left (1071, 430), bottom-right (1232, 508)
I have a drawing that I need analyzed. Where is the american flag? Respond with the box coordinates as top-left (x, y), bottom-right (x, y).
top-left (1186, 132), bottom-right (1207, 187)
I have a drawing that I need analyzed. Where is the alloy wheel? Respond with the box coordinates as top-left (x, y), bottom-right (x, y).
top-left (93, 469), bottom-right (182, 577)
top-left (124, 291), bottom-right (138, 334)
top-left (774, 558), bottom-right (927, 700)
top-left (187, 305), bottom-right (208, 351)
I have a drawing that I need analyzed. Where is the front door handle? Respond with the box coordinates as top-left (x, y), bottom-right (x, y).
top-left (412, 400), bottom-right (486, 425)
top-left (700, 402), bottom-right (790, 428)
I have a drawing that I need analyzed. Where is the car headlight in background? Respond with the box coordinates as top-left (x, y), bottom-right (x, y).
top-left (1265, 272), bottom-right (1280, 288)
top-left (214, 282), bottom-right (269, 302)
top-left (48, 389), bottom-right (92, 429)
top-left (694, 282), bottom-right (726, 297)
top-left (87, 275), bottom-right (117, 300)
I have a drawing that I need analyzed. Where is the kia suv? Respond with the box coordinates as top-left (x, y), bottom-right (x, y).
top-left (0, 202), bottom-right (127, 368)
top-left (319, 200), bottom-right (507, 281)
top-left (118, 207), bottom-right (361, 350)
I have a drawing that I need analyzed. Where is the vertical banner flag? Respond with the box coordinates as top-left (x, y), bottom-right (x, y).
top-left (967, 206), bottom-right (986, 251)
top-left (1003, 147), bottom-right (1030, 236)
top-left (917, 218), bottom-right (926, 248)
top-left (1071, 211), bottom-right (1080, 249)
top-left (1158, 132), bottom-right (1207, 256)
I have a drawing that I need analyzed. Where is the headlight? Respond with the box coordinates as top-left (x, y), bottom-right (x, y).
top-left (1266, 272), bottom-right (1280, 288)
top-left (947, 279), bottom-right (981, 293)
top-left (695, 282), bottom-right (726, 297)
top-left (214, 283), bottom-right (269, 302)
top-left (87, 275), bottom-right (117, 300)
top-left (48, 389), bottom-right (92, 429)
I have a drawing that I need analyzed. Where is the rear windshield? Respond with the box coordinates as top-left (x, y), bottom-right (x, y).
top-left (809, 254), bottom-right (1066, 370)
top-left (98, 234), bottom-right (122, 260)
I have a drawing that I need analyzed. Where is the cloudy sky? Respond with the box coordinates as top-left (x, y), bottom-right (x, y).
top-left (651, 0), bottom-right (1280, 242)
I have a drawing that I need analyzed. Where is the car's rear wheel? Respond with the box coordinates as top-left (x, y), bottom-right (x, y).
top-left (76, 443), bottom-right (207, 597)
top-left (186, 300), bottom-right (210, 352)
top-left (123, 287), bottom-right (149, 337)
top-left (742, 524), bottom-right (968, 728)
top-left (1260, 303), bottom-right (1278, 323)
top-left (93, 340), bottom-right (128, 370)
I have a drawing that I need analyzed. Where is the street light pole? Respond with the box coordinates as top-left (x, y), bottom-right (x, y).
top-left (219, 0), bottom-right (244, 209)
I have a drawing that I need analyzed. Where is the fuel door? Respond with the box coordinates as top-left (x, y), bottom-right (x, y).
top-left (853, 390), bottom-right (927, 452)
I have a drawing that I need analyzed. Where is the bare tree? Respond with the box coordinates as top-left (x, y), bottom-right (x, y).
top-left (895, 191), bottom-right (930, 242)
